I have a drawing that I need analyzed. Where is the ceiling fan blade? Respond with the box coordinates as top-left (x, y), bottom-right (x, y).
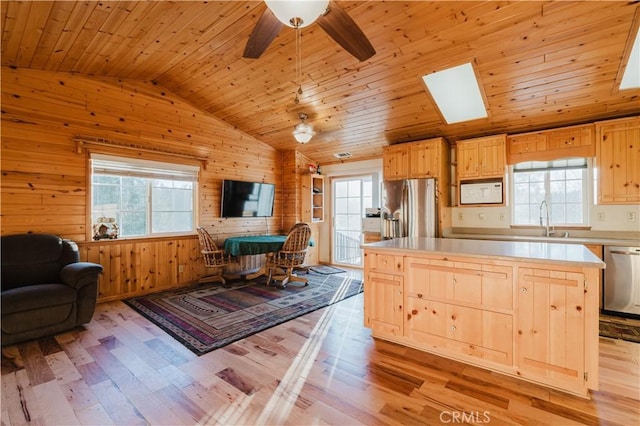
top-left (243, 7), bottom-right (283, 59)
top-left (316, 1), bottom-right (375, 62)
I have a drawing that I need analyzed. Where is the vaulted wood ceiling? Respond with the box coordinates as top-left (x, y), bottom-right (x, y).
top-left (2, 1), bottom-right (639, 165)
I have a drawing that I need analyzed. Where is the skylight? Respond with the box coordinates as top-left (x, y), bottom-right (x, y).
top-left (422, 62), bottom-right (488, 124)
top-left (620, 29), bottom-right (640, 90)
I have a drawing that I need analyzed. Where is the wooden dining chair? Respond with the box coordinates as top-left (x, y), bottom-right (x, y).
top-left (196, 227), bottom-right (237, 286)
top-left (266, 223), bottom-right (312, 288)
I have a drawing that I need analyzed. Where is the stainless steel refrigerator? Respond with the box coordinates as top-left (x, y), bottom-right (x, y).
top-left (381, 178), bottom-right (437, 239)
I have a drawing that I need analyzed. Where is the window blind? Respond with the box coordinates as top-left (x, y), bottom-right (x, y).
top-left (91, 154), bottom-right (199, 182)
top-left (513, 158), bottom-right (587, 173)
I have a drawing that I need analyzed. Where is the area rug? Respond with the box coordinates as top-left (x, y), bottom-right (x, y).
top-left (309, 265), bottom-right (346, 274)
top-left (124, 271), bottom-right (363, 355)
top-left (599, 316), bottom-right (640, 343)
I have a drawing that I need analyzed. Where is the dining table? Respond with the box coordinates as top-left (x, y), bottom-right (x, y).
top-left (223, 235), bottom-right (314, 280)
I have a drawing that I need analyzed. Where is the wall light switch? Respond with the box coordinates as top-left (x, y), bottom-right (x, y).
top-left (499, 212), bottom-right (505, 221)
top-left (597, 212), bottom-right (605, 222)
top-left (458, 212), bottom-right (464, 221)
top-left (178, 265), bottom-right (185, 273)
top-left (627, 211), bottom-right (637, 222)
top-left (478, 213), bottom-right (485, 220)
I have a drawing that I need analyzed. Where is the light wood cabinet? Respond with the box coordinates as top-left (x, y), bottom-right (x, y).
top-left (363, 247), bottom-right (600, 397)
top-left (595, 116), bottom-right (640, 204)
top-left (507, 124), bottom-right (594, 164)
top-left (409, 139), bottom-right (442, 178)
top-left (382, 144), bottom-right (409, 181)
top-left (383, 137), bottom-right (448, 181)
top-left (301, 174), bottom-right (324, 223)
top-left (516, 267), bottom-right (588, 393)
top-left (364, 252), bottom-right (404, 337)
top-left (456, 134), bottom-right (506, 180)
top-left (405, 256), bottom-right (513, 366)
top-left (382, 138), bottom-right (450, 234)
top-left (507, 132), bottom-right (547, 160)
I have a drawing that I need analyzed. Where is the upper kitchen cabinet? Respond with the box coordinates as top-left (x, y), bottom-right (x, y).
top-left (383, 144), bottom-right (409, 181)
top-left (409, 138), bottom-right (447, 178)
top-left (507, 124), bottom-right (594, 164)
top-left (456, 134), bottom-right (507, 180)
top-left (383, 138), bottom-right (449, 181)
top-left (595, 116), bottom-right (640, 204)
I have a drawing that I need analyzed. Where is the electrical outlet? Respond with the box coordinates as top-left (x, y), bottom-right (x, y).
top-left (458, 212), bottom-right (464, 221)
top-left (178, 265), bottom-right (185, 273)
top-left (627, 211), bottom-right (637, 222)
top-left (597, 212), bottom-right (605, 222)
top-left (499, 212), bottom-right (505, 221)
top-left (478, 213), bottom-right (486, 220)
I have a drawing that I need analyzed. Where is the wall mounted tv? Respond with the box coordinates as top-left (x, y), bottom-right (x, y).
top-left (221, 179), bottom-right (275, 218)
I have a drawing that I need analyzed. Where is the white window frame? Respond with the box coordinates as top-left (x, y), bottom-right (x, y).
top-left (90, 154), bottom-right (199, 239)
top-left (510, 158), bottom-right (590, 227)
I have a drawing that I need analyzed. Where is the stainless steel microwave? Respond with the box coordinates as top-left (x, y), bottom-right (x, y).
top-left (460, 181), bottom-right (503, 205)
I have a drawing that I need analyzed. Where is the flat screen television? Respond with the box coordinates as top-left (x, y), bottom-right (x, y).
top-left (221, 179), bottom-right (275, 218)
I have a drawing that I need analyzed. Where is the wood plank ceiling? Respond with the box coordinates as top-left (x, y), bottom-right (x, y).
top-left (2, 1), bottom-right (639, 165)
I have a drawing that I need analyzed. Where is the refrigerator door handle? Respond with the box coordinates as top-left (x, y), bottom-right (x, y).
top-left (401, 180), bottom-right (409, 238)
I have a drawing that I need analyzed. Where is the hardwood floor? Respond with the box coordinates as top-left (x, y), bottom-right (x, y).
top-left (2, 270), bottom-right (639, 425)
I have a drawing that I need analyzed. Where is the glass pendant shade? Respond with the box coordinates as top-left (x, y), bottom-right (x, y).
top-left (293, 120), bottom-right (314, 143)
top-left (265, 0), bottom-right (329, 28)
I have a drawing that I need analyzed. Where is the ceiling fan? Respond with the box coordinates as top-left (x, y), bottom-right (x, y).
top-left (243, 0), bottom-right (376, 62)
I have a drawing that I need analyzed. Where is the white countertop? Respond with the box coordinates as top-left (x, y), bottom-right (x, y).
top-left (445, 232), bottom-right (640, 247)
top-left (361, 237), bottom-right (606, 268)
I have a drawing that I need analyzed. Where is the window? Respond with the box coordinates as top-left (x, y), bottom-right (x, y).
top-left (512, 158), bottom-right (588, 226)
top-left (91, 154), bottom-right (198, 238)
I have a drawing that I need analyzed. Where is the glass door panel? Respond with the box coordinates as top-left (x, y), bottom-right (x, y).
top-left (333, 176), bottom-right (373, 266)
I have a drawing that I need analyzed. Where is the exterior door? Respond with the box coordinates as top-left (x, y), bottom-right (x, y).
top-left (332, 176), bottom-right (373, 266)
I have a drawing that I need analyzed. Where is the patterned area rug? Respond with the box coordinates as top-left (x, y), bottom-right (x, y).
top-left (124, 271), bottom-right (363, 355)
top-left (309, 265), bottom-right (346, 275)
top-left (599, 316), bottom-right (640, 343)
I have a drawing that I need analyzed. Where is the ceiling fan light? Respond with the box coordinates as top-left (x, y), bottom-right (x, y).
top-left (293, 121), bottom-right (314, 143)
top-left (265, 0), bottom-right (329, 28)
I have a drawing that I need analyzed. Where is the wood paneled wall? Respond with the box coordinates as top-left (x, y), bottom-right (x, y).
top-left (281, 149), bottom-right (320, 266)
top-left (1, 67), bottom-right (285, 301)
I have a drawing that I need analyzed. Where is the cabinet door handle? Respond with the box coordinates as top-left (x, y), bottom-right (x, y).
top-left (521, 287), bottom-right (527, 292)
top-left (451, 325), bottom-right (457, 331)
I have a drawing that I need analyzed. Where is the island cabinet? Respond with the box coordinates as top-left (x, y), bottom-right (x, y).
top-left (362, 238), bottom-right (603, 397)
top-left (404, 256), bottom-right (514, 367)
top-left (363, 252), bottom-right (404, 337)
top-left (516, 267), bottom-right (591, 394)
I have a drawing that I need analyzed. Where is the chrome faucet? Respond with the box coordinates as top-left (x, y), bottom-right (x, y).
top-left (539, 200), bottom-right (551, 237)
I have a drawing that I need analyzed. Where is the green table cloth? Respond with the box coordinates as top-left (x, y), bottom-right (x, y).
top-left (223, 235), bottom-right (314, 256)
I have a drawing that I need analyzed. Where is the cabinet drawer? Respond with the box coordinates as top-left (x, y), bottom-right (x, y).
top-left (366, 253), bottom-right (403, 274)
top-left (405, 299), bottom-right (513, 365)
top-left (406, 257), bottom-right (512, 311)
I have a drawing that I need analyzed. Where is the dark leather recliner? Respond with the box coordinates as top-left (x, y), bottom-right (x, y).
top-left (1, 233), bottom-right (103, 346)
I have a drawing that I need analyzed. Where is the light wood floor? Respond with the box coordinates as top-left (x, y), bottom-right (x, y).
top-left (2, 270), bottom-right (639, 425)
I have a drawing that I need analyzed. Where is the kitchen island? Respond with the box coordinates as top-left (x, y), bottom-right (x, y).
top-left (362, 237), bottom-right (605, 397)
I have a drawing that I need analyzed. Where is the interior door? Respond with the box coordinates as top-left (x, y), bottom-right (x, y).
top-left (332, 176), bottom-right (373, 266)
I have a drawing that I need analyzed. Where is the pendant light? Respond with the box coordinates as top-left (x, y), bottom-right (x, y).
top-left (293, 113), bottom-right (314, 144)
top-left (264, 1), bottom-right (329, 28)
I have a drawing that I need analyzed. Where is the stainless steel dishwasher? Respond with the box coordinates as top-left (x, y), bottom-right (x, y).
top-left (603, 246), bottom-right (640, 318)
